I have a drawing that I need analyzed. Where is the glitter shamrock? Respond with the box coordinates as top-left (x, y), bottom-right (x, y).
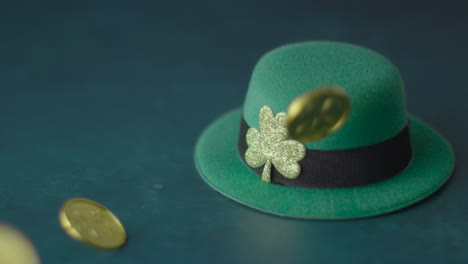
top-left (245, 106), bottom-right (306, 182)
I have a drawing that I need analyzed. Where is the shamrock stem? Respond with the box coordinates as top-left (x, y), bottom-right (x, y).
top-left (261, 160), bottom-right (272, 182)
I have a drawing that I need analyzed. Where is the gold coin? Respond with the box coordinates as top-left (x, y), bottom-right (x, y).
top-left (59, 198), bottom-right (127, 249)
top-left (0, 224), bottom-right (41, 264)
top-left (287, 86), bottom-right (350, 143)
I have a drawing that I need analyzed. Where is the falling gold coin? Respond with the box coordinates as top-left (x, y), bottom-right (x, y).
top-left (59, 198), bottom-right (127, 249)
top-left (287, 86), bottom-right (350, 143)
top-left (0, 224), bottom-right (41, 264)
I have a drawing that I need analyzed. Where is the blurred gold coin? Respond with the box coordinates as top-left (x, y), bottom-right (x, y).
top-left (287, 86), bottom-right (350, 143)
top-left (59, 198), bottom-right (127, 249)
top-left (0, 224), bottom-right (41, 264)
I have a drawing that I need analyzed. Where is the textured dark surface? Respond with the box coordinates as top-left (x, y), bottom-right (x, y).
top-left (0, 1), bottom-right (467, 263)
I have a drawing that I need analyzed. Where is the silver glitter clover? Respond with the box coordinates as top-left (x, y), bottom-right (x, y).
top-left (245, 106), bottom-right (306, 182)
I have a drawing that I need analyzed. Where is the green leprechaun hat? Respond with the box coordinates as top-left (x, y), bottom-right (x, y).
top-left (194, 41), bottom-right (455, 220)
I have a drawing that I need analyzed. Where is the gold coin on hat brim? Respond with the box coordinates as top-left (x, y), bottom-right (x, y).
top-left (59, 198), bottom-right (127, 249)
top-left (287, 86), bottom-right (350, 143)
top-left (0, 224), bottom-right (41, 264)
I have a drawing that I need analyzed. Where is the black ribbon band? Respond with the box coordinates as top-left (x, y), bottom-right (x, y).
top-left (238, 118), bottom-right (412, 188)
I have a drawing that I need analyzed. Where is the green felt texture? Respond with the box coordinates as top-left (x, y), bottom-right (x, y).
top-left (195, 109), bottom-right (454, 219)
top-left (243, 42), bottom-right (407, 150)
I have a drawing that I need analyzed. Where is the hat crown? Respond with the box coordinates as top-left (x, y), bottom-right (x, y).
top-left (242, 42), bottom-right (408, 150)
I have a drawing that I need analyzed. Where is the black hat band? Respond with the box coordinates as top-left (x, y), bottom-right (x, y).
top-left (237, 117), bottom-right (413, 188)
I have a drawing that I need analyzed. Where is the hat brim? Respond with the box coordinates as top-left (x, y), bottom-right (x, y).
top-left (194, 108), bottom-right (455, 220)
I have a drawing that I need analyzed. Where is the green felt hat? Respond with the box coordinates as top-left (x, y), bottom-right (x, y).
top-left (194, 41), bottom-right (454, 220)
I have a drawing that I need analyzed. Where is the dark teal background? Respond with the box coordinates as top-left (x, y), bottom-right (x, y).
top-left (1, 1), bottom-right (467, 263)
